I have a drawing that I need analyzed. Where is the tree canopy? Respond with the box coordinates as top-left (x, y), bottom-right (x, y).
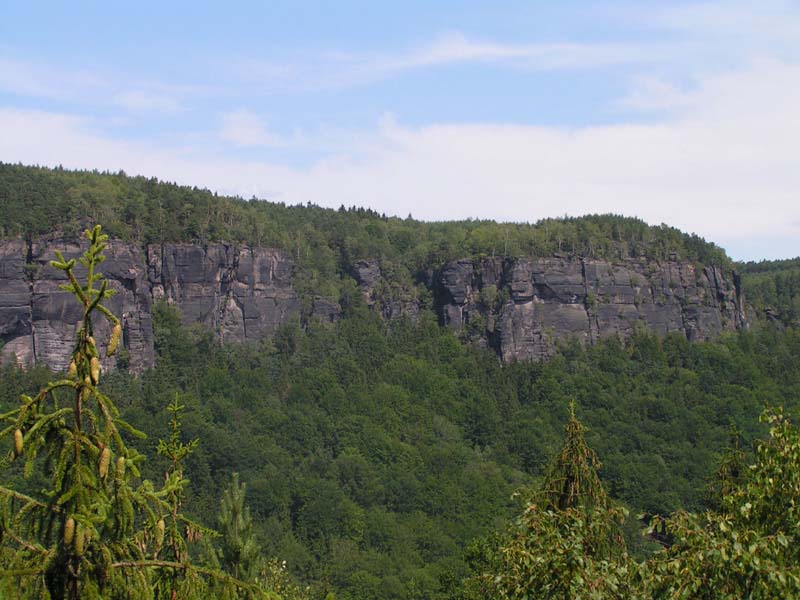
top-left (0, 163), bottom-right (733, 277)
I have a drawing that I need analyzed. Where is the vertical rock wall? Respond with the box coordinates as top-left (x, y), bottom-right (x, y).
top-left (0, 236), bottom-right (747, 373)
top-left (438, 255), bottom-right (746, 361)
top-left (148, 243), bottom-right (304, 343)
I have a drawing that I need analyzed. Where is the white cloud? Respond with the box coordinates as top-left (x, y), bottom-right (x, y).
top-left (377, 32), bottom-right (650, 72)
top-left (218, 110), bottom-right (283, 147)
top-left (619, 77), bottom-right (695, 112)
top-left (230, 2), bottom-right (800, 96)
top-left (0, 58), bottom-right (105, 102)
top-left (0, 57), bottom-right (188, 115)
top-left (1, 61), bottom-right (798, 261)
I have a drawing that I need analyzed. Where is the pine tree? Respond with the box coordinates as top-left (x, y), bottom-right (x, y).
top-left (204, 474), bottom-right (312, 600)
top-left (467, 402), bottom-right (632, 599)
top-left (541, 401), bottom-right (608, 511)
top-left (0, 225), bottom-right (272, 599)
top-left (218, 473), bottom-right (261, 583)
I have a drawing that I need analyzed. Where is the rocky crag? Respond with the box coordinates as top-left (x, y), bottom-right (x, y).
top-left (0, 237), bottom-right (746, 372)
top-left (437, 255), bottom-right (745, 362)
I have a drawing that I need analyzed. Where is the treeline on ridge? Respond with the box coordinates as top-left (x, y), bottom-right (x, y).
top-left (0, 162), bottom-right (732, 273)
top-left (740, 257), bottom-right (800, 327)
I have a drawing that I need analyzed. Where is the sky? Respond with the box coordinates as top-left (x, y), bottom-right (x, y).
top-left (1, 1), bottom-right (799, 261)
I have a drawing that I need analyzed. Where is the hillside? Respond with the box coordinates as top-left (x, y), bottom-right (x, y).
top-left (3, 301), bottom-right (798, 599)
top-left (0, 163), bottom-right (734, 270)
top-left (0, 163), bottom-right (745, 372)
top-left (1, 163), bottom-right (797, 599)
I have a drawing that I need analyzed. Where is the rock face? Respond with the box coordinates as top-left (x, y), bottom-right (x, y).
top-left (438, 256), bottom-right (746, 361)
top-left (0, 237), bottom-right (154, 373)
top-left (148, 244), bottom-right (305, 343)
top-left (0, 236), bottom-right (747, 372)
top-left (0, 240), bottom-right (33, 366)
top-left (0, 238), bottom-right (311, 373)
top-left (352, 259), bottom-right (421, 321)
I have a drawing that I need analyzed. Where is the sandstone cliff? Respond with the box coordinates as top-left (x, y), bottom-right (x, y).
top-left (147, 243), bottom-right (304, 344)
top-left (437, 255), bottom-right (746, 362)
top-left (0, 236), bottom-right (746, 372)
top-left (0, 237), bottom-right (154, 373)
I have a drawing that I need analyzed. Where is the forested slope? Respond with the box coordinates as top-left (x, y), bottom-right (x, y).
top-left (0, 162), bottom-right (732, 273)
top-left (3, 300), bottom-right (798, 598)
top-left (1, 163), bottom-right (798, 599)
top-left (740, 257), bottom-right (800, 327)
top-left (0, 163), bottom-right (747, 374)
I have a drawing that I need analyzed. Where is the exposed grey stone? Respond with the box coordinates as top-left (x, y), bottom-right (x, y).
top-left (150, 243), bottom-right (301, 344)
top-left (0, 235), bottom-right (748, 372)
top-left (439, 254), bottom-right (746, 361)
top-left (312, 297), bottom-right (341, 323)
top-left (441, 260), bottom-right (474, 306)
top-left (0, 240), bottom-right (33, 366)
top-left (0, 236), bottom-right (155, 373)
top-left (353, 259), bottom-right (381, 291)
top-left (351, 259), bottom-right (420, 321)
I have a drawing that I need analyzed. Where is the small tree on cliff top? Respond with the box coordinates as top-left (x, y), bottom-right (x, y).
top-left (0, 226), bottom-right (273, 599)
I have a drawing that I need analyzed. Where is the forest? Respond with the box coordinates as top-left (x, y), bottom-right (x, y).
top-left (1, 165), bottom-right (800, 598)
top-left (740, 257), bottom-right (800, 328)
top-left (0, 163), bottom-right (734, 304)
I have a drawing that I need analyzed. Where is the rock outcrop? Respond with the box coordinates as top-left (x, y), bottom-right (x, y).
top-left (0, 238), bottom-right (344, 373)
top-left (148, 243), bottom-right (305, 343)
top-left (0, 237), bottom-right (154, 373)
top-left (352, 259), bottom-right (421, 321)
top-left (0, 235), bottom-right (747, 372)
top-left (438, 255), bottom-right (746, 361)
top-left (0, 240), bottom-right (33, 366)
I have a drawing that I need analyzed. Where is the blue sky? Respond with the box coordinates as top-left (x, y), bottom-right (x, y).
top-left (2, 1), bottom-right (799, 261)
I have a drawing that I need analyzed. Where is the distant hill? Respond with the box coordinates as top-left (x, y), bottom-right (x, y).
top-left (0, 162), bottom-right (732, 268)
top-left (0, 163), bottom-right (748, 372)
top-left (1, 162), bottom-right (798, 600)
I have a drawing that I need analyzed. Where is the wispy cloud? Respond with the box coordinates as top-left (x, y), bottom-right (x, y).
top-left (0, 58), bottom-right (105, 102)
top-left (0, 57), bottom-right (188, 115)
top-left (2, 2), bottom-right (800, 260)
top-left (367, 33), bottom-right (651, 72)
top-left (619, 76), bottom-right (696, 113)
top-left (234, 32), bottom-right (672, 94)
top-left (228, 2), bottom-right (800, 96)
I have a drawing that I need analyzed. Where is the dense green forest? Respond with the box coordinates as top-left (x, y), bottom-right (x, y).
top-left (0, 162), bottom-right (732, 274)
top-left (0, 229), bottom-right (309, 599)
top-left (3, 294), bottom-right (799, 597)
top-left (740, 258), bottom-right (800, 327)
top-left (1, 165), bottom-right (799, 598)
top-left (6, 162), bottom-right (798, 325)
